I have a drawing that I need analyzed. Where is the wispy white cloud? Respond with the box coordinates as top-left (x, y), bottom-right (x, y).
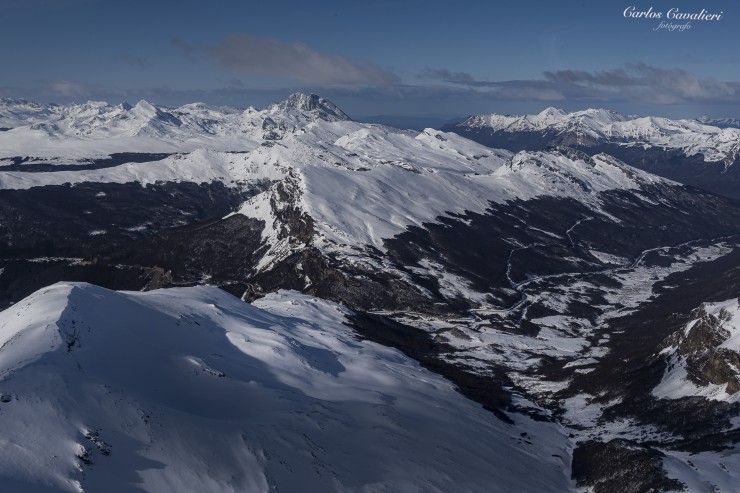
top-left (419, 63), bottom-right (740, 104)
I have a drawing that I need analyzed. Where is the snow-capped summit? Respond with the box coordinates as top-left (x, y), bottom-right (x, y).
top-left (130, 100), bottom-right (159, 119)
top-left (536, 106), bottom-right (567, 123)
top-left (129, 100), bottom-right (183, 132)
top-left (267, 92), bottom-right (350, 122)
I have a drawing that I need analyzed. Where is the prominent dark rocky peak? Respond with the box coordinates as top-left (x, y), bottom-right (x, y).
top-left (660, 304), bottom-right (740, 394)
top-left (270, 93), bottom-right (350, 121)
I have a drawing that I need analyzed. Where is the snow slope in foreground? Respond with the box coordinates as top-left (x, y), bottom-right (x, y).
top-left (0, 283), bottom-right (573, 493)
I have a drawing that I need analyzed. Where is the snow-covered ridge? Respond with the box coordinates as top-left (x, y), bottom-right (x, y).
top-left (458, 107), bottom-right (740, 163)
top-left (0, 98), bottom-right (56, 129)
top-left (0, 94), bottom-right (670, 267)
top-left (0, 282), bottom-right (572, 492)
top-left (0, 93), bottom-right (347, 160)
top-left (233, 132), bottom-right (665, 259)
top-left (697, 116), bottom-right (740, 129)
top-left (463, 107), bottom-right (627, 134)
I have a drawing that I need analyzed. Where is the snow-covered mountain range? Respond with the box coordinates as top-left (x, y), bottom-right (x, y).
top-left (452, 107), bottom-right (740, 163)
top-left (1, 94), bottom-right (740, 492)
top-left (697, 116), bottom-right (740, 129)
top-left (0, 94), bottom-right (346, 161)
top-left (444, 108), bottom-right (740, 199)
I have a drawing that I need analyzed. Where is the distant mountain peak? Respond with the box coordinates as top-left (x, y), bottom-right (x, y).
top-left (129, 100), bottom-right (182, 128)
top-left (537, 107), bottom-right (566, 118)
top-left (132, 99), bottom-right (157, 114)
top-left (269, 93), bottom-right (350, 121)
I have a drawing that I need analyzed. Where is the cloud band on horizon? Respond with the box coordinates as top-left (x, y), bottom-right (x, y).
top-left (419, 62), bottom-right (740, 104)
top-left (174, 34), bottom-right (400, 86)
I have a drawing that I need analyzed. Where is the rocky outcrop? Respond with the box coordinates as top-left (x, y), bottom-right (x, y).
top-left (660, 304), bottom-right (740, 395)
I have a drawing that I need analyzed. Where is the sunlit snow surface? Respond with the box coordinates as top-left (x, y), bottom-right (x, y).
top-left (461, 107), bottom-right (740, 164)
top-left (0, 103), bottom-right (664, 267)
top-left (0, 283), bottom-right (573, 493)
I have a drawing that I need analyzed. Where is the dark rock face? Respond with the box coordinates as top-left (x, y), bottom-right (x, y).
top-left (702, 350), bottom-right (740, 394)
top-left (273, 93), bottom-right (351, 121)
top-left (660, 307), bottom-right (740, 395)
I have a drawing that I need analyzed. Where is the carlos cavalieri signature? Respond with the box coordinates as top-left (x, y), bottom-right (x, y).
top-left (623, 6), bottom-right (724, 32)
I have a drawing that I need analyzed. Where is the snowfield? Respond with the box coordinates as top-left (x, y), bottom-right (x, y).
top-left (0, 282), bottom-right (574, 493)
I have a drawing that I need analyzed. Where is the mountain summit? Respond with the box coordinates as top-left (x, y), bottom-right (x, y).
top-left (268, 93), bottom-right (350, 122)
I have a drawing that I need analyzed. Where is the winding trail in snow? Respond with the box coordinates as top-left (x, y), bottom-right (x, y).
top-left (565, 216), bottom-right (593, 249)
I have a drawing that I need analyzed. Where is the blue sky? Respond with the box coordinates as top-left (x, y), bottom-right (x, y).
top-left (1, 0), bottom-right (738, 118)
